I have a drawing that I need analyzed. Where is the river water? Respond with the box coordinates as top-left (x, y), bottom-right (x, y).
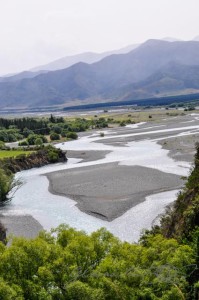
top-left (0, 122), bottom-right (196, 242)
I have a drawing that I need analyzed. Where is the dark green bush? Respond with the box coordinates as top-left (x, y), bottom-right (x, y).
top-left (50, 132), bottom-right (60, 141)
top-left (66, 132), bottom-right (78, 140)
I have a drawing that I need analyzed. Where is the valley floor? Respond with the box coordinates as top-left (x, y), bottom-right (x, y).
top-left (1, 111), bottom-right (199, 241)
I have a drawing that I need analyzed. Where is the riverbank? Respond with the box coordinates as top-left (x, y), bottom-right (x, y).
top-left (0, 145), bottom-right (67, 174)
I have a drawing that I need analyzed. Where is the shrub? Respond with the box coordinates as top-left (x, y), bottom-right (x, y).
top-left (18, 140), bottom-right (29, 146)
top-left (35, 138), bottom-right (43, 146)
top-left (119, 121), bottom-right (126, 127)
top-left (66, 132), bottom-right (78, 140)
top-left (50, 133), bottom-right (60, 141)
top-left (61, 130), bottom-right (67, 138)
top-left (0, 141), bottom-right (7, 150)
top-left (99, 132), bottom-right (105, 137)
top-left (47, 150), bottom-right (59, 162)
top-left (16, 154), bottom-right (26, 161)
top-left (27, 134), bottom-right (48, 145)
top-left (0, 168), bottom-right (13, 202)
top-left (51, 126), bottom-right (62, 134)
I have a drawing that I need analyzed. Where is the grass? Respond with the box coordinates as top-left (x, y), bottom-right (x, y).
top-left (60, 108), bottom-right (199, 132)
top-left (0, 150), bottom-right (33, 159)
top-left (80, 108), bottom-right (195, 123)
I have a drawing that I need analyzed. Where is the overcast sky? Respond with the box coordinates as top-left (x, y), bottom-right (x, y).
top-left (0, 0), bottom-right (199, 75)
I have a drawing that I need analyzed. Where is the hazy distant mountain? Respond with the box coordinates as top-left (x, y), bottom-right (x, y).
top-left (0, 70), bottom-right (48, 83)
top-left (118, 62), bottom-right (199, 101)
top-left (30, 38), bottom-right (183, 73)
top-left (0, 44), bottom-right (139, 83)
top-left (30, 44), bottom-right (139, 73)
top-left (1, 39), bottom-right (199, 109)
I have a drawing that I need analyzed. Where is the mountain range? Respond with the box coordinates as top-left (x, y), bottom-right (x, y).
top-left (1, 39), bottom-right (199, 109)
top-left (0, 43), bottom-right (139, 83)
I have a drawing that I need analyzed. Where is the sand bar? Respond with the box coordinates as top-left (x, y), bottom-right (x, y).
top-left (47, 163), bottom-right (183, 221)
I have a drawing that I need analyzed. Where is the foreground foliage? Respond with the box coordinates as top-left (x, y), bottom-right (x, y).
top-left (0, 226), bottom-right (195, 300)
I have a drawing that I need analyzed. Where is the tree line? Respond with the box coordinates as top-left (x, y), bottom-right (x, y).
top-left (0, 115), bottom-right (112, 144)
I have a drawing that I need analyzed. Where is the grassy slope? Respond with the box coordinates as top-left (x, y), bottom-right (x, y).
top-left (0, 150), bottom-right (33, 159)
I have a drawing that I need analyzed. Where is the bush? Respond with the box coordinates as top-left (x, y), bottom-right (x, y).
top-left (51, 126), bottom-right (62, 134)
top-left (16, 154), bottom-right (26, 160)
top-left (66, 132), bottom-right (78, 140)
top-left (27, 134), bottom-right (47, 145)
top-left (0, 141), bottom-right (7, 150)
top-left (119, 121), bottom-right (126, 127)
top-left (61, 130), bottom-right (67, 138)
top-left (47, 150), bottom-right (59, 162)
top-left (23, 128), bottom-right (34, 138)
top-left (0, 168), bottom-right (13, 202)
top-left (50, 132), bottom-right (60, 141)
top-left (35, 138), bottom-right (43, 146)
top-left (18, 140), bottom-right (29, 146)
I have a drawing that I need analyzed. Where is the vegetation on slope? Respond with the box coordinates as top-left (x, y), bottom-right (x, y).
top-left (0, 146), bottom-right (66, 174)
top-left (161, 142), bottom-right (199, 240)
top-left (0, 145), bottom-right (67, 204)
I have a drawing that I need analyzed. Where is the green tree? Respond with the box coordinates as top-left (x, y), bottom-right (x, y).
top-left (66, 132), bottom-right (78, 140)
top-left (50, 133), bottom-right (60, 141)
top-left (35, 138), bottom-right (43, 146)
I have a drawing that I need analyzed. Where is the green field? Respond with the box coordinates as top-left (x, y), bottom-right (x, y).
top-left (0, 150), bottom-right (33, 159)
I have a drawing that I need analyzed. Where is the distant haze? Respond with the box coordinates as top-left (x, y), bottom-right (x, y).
top-left (0, 0), bottom-right (199, 75)
top-left (2, 40), bottom-right (199, 109)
